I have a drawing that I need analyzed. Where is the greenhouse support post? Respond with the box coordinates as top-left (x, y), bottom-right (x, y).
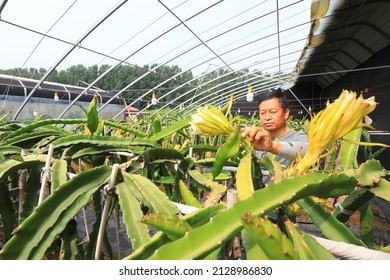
top-left (18, 169), bottom-right (26, 219)
top-left (95, 164), bottom-right (119, 260)
top-left (38, 144), bottom-right (54, 206)
top-left (225, 189), bottom-right (241, 259)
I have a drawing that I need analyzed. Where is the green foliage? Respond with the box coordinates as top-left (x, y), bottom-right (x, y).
top-left (0, 64), bottom-right (194, 109)
top-left (0, 97), bottom-right (388, 260)
top-left (0, 166), bottom-right (111, 260)
top-left (212, 126), bottom-right (241, 179)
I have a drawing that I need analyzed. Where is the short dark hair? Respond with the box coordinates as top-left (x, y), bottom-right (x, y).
top-left (258, 89), bottom-right (289, 110)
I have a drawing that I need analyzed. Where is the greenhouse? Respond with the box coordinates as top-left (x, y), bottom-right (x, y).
top-left (0, 0), bottom-right (389, 265)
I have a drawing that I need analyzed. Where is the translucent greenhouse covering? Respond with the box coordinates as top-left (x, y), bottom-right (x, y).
top-left (0, 0), bottom-right (317, 120)
top-left (1, 0), bottom-right (390, 266)
top-left (0, 0), bottom-right (389, 122)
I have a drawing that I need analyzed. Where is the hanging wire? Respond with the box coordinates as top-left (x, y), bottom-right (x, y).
top-left (72, 0), bottom-right (190, 92)
top-left (58, 1), bottom-right (223, 119)
top-left (150, 0), bottom-right (270, 64)
top-left (179, 62), bottom-right (296, 115)
top-left (111, 3), bottom-right (308, 118)
top-left (95, 0), bottom-right (189, 66)
top-left (157, 0), bottom-right (241, 79)
top-left (111, 17), bottom-right (310, 119)
top-left (140, 40), bottom-right (305, 119)
top-left (155, 56), bottom-right (297, 120)
top-left (72, 0), bottom-right (308, 118)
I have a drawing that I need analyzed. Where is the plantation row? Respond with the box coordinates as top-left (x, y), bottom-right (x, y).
top-left (0, 92), bottom-right (389, 260)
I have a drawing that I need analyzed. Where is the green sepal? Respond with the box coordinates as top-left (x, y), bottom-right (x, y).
top-left (212, 126), bottom-right (241, 179)
top-left (220, 94), bottom-right (233, 115)
top-left (341, 127), bottom-right (362, 169)
top-left (87, 95), bottom-right (99, 135)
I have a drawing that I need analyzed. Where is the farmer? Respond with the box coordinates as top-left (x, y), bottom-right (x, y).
top-left (241, 89), bottom-right (308, 183)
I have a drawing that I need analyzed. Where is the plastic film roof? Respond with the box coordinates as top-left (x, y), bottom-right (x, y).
top-left (0, 0), bottom-right (322, 120)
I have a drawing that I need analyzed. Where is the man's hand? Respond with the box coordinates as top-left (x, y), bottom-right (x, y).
top-left (241, 127), bottom-right (281, 154)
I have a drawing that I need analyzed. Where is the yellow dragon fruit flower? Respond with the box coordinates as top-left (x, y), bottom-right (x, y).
top-left (294, 90), bottom-right (377, 175)
top-left (191, 106), bottom-right (234, 136)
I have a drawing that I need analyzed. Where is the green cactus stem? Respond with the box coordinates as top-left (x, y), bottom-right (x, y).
top-left (116, 182), bottom-right (151, 251)
top-left (1, 119), bottom-right (85, 143)
top-left (47, 135), bottom-right (157, 153)
top-left (124, 203), bottom-right (226, 260)
top-left (141, 213), bottom-right (192, 240)
top-left (297, 196), bottom-right (366, 246)
top-left (69, 145), bottom-right (145, 159)
top-left (148, 172), bottom-right (356, 259)
top-left (59, 220), bottom-right (78, 260)
top-left (0, 166), bottom-right (111, 260)
top-left (0, 154), bottom-right (48, 180)
top-left (122, 172), bottom-right (178, 215)
top-left (284, 219), bottom-right (336, 260)
top-left (149, 118), bottom-right (191, 142)
top-left (0, 146), bottom-right (22, 156)
top-left (241, 213), bottom-right (296, 260)
top-left (178, 180), bottom-right (202, 208)
top-left (332, 188), bottom-right (374, 223)
top-left (104, 120), bottom-right (148, 137)
top-left (187, 169), bottom-right (226, 207)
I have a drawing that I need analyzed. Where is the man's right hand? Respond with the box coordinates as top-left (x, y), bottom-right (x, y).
top-left (241, 127), bottom-right (281, 154)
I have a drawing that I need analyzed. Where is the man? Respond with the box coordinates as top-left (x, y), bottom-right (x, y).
top-left (241, 89), bottom-right (308, 182)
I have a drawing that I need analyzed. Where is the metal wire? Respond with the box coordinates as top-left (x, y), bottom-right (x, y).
top-left (1, 0), bottom-right (313, 120)
top-left (59, 1), bottom-right (223, 119)
top-left (143, 45), bottom-right (303, 119)
top-left (12, 0), bottom-right (129, 120)
top-left (99, 0), bottom-right (309, 118)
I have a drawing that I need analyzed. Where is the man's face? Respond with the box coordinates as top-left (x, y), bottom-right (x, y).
top-left (258, 97), bottom-right (290, 132)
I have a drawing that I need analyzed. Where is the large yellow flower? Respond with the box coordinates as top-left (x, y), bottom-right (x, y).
top-left (191, 106), bottom-right (234, 136)
top-left (294, 90), bottom-right (377, 175)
